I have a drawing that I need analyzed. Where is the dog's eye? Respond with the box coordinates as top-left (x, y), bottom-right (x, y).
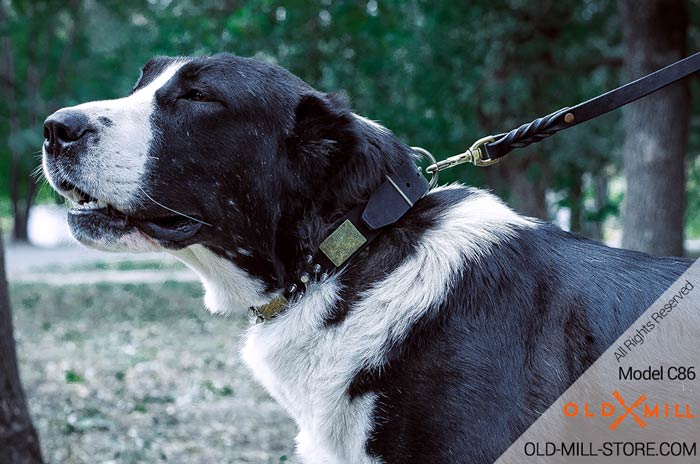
top-left (181, 89), bottom-right (210, 102)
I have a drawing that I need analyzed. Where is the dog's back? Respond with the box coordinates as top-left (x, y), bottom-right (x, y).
top-left (347, 185), bottom-right (690, 462)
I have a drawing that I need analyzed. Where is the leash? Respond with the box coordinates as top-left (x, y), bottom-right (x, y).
top-left (426, 51), bottom-right (700, 178)
top-left (251, 52), bottom-right (700, 322)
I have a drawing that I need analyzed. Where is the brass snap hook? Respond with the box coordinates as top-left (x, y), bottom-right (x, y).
top-left (425, 135), bottom-right (499, 175)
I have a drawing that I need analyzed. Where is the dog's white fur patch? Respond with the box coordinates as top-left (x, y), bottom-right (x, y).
top-left (172, 244), bottom-right (269, 314)
top-left (44, 61), bottom-right (186, 213)
top-left (240, 186), bottom-right (535, 463)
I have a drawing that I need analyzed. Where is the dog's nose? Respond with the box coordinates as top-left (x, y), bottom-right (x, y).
top-left (43, 110), bottom-right (90, 156)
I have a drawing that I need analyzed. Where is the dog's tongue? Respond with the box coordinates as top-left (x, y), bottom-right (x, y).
top-left (134, 216), bottom-right (203, 242)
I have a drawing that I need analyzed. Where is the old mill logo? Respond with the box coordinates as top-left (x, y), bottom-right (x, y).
top-left (563, 390), bottom-right (696, 430)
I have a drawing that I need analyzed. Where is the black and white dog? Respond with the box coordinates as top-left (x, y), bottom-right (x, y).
top-left (42, 54), bottom-right (690, 463)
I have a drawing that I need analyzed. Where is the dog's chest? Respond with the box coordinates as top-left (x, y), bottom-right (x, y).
top-left (240, 285), bottom-right (380, 464)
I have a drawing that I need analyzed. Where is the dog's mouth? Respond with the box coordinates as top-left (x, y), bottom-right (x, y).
top-left (60, 179), bottom-right (203, 244)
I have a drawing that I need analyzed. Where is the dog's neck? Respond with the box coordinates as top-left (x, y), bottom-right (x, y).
top-left (271, 118), bottom-right (419, 302)
top-left (179, 114), bottom-right (417, 316)
top-left (277, 119), bottom-right (413, 292)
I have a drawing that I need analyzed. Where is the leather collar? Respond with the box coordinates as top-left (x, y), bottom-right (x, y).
top-left (250, 156), bottom-right (429, 322)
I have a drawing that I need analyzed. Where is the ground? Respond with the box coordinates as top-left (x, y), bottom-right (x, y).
top-left (7, 244), bottom-right (298, 464)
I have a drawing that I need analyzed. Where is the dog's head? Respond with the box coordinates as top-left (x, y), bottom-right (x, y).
top-left (42, 54), bottom-right (407, 313)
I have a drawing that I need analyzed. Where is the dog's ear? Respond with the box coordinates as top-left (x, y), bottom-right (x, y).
top-left (285, 92), bottom-right (361, 173)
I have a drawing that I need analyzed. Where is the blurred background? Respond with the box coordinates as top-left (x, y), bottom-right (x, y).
top-left (0, 1), bottom-right (698, 463)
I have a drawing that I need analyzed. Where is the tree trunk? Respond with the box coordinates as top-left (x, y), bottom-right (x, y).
top-left (620, 0), bottom-right (689, 257)
top-left (12, 178), bottom-right (37, 243)
top-left (0, 233), bottom-right (44, 463)
top-left (509, 164), bottom-right (549, 219)
top-left (587, 174), bottom-right (608, 241)
top-left (12, 209), bottom-right (29, 243)
top-left (1, 6), bottom-right (31, 244)
top-left (486, 154), bottom-right (550, 220)
top-left (569, 172), bottom-right (583, 233)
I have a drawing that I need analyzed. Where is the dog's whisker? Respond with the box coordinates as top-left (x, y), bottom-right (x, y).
top-left (30, 165), bottom-right (46, 180)
top-left (137, 186), bottom-right (212, 226)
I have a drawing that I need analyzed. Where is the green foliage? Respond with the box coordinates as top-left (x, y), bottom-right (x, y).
top-left (202, 379), bottom-right (235, 397)
top-left (65, 369), bottom-right (84, 383)
top-left (1, 0), bottom-right (698, 235)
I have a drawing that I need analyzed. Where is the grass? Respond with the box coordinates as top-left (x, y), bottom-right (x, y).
top-left (13, 281), bottom-right (203, 322)
top-left (10, 279), bottom-right (297, 464)
top-left (40, 259), bottom-right (187, 274)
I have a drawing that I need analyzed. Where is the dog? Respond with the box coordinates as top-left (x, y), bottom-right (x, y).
top-left (42, 54), bottom-right (691, 463)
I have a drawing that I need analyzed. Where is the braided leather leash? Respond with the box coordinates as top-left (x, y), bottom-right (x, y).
top-left (427, 51), bottom-right (700, 174)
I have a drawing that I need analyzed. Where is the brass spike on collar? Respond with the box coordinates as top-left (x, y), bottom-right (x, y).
top-left (247, 219), bottom-right (367, 324)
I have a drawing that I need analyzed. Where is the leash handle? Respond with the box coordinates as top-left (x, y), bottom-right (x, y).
top-left (484, 51), bottom-right (700, 161)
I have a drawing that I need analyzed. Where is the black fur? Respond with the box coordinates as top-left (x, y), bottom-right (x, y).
top-left (349, 220), bottom-right (689, 462)
top-left (133, 54), bottom-right (409, 296)
top-left (122, 55), bottom-right (694, 462)
top-left (49, 54), bottom-right (692, 463)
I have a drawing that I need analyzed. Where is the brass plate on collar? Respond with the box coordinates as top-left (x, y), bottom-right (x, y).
top-left (319, 219), bottom-right (367, 267)
top-left (255, 295), bottom-right (289, 321)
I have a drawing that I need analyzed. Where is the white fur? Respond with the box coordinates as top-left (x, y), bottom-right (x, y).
top-left (240, 186), bottom-right (535, 463)
top-left (353, 114), bottom-right (390, 134)
top-left (43, 61), bottom-right (187, 213)
top-left (172, 244), bottom-right (269, 314)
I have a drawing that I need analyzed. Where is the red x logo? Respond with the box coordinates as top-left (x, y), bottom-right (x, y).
top-left (610, 390), bottom-right (647, 430)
